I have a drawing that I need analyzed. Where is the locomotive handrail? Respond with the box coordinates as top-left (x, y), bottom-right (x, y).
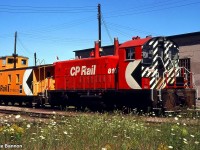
top-left (163, 66), bottom-right (196, 89)
top-left (177, 66), bottom-right (195, 88)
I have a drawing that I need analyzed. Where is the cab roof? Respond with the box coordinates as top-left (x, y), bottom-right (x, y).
top-left (119, 36), bottom-right (151, 48)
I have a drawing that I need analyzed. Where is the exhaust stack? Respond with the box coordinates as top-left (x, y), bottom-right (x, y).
top-left (114, 37), bottom-right (119, 56)
top-left (94, 41), bottom-right (100, 58)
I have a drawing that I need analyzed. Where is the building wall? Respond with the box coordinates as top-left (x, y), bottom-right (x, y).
top-left (179, 44), bottom-right (200, 98)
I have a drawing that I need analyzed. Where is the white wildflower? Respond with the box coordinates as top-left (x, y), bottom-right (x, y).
top-left (183, 138), bottom-right (187, 141)
top-left (63, 131), bottom-right (68, 135)
top-left (39, 135), bottom-right (45, 140)
top-left (27, 124), bottom-right (31, 129)
top-left (195, 141), bottom-right (199, 145)
top-left (174, 117), bottom-right (178, 121)
top-left (156, 129), bottom-right (161, 132)
top-left (190, 135), bottom-right (195, 138)
top-left (168, 145), bottom-right (173, 149)
top-left (183, 138), bottom-right (188, 144)
top-left (15, 115), bottom-right (21, 119)
top-left (52, 111), bottom-right (56, 114)
top-left (125, 136), bottom-right (131, 139)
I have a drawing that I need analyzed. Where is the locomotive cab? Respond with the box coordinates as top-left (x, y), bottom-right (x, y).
top-left (116, 36), bottom-right (196, 111)
top-left (118, 36), bottom-right (151, 90)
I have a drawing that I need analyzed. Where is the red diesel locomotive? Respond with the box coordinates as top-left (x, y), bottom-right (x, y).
top-left (47, 36), bottom-right (196, 111)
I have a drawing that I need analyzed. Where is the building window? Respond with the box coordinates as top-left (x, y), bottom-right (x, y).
top-left (16, 74), bottom-right (20, 83)
top-left (8, 75), bottom-right (11, 84)
top-left (126, 48), bottom-right (135, 60)
top-left (21, 59), bottom-right (27, 65)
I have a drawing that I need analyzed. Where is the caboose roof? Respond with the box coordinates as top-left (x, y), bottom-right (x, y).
top-left (0, 55), bottom-right (29, 59)
top-left (119, 37), bottom-right (151, 48)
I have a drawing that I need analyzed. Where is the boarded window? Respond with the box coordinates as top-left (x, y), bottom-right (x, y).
top-left (2, 59), bottom-right (6, 65)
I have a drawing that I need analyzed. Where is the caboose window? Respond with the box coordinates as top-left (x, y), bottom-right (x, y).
top-left (7, 58), bottom-right (14, 64)
top-left (16, 74), bottom-right (20, 83)
top-left (8, 75), bottom-right (11, 84)
top-left (126, 48), bottom-right (135, 60)
top-left (21, 59), bottom-right (27, 65)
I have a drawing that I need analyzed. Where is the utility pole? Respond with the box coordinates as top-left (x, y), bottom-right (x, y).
top-left (13, 31), bottom-right (18, 69)
top-left (34, 52), bottom-right (37, 66)
top-left (98, 4), bottom-right (101, 48)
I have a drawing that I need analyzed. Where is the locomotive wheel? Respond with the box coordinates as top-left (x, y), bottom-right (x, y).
top-left (26, 101), bottom-right (33, 108)
top-left (76, 105), bottom-right (86, 111)
top-left (18, 101), bottom-right (22, 106)
top-left (60, 104), bottom-right (67, 111)
top-left (11, 101), bottom-right (15, 106)
top-left (2, 99), bottom-right (8, 106)
top-left (4, 101), bottom-right (8, 106)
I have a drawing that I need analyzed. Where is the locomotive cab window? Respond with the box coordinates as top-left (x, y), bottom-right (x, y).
top-left (142, 45), bottom-right (153, 65)
top-left (125, 47), bottom-right (135, 60)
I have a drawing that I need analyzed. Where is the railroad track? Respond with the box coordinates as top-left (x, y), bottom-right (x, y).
top-left (0, 105), bottom-right (199, 125)
top-left (0, 106), bottom-right (80, 119)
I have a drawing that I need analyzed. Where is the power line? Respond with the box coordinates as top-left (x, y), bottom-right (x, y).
top-left (106, 22), bottom-right (160, 37)
top-left (0, 4), bottom-right (96, 13)
top-left (103, 1), bottom-right (200, 18)
top-left (101, 12), bottom-right (113, 44)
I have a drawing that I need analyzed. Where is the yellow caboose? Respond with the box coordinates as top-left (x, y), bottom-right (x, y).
top-left (0, 55), bottom-right (54, 106)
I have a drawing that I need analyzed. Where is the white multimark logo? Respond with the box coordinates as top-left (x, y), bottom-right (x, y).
top-left (70, 65), bottom-right (96, 76)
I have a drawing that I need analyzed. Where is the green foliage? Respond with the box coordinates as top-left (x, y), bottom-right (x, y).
top-left (0, 112), bottom-right (199, 150)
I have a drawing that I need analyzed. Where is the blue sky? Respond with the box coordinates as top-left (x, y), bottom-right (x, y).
top-left (0, 0), bottom-right (199, 65)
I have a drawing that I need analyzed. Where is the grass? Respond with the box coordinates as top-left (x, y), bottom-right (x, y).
top-left (0, 111), bottom-right (200, 150)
